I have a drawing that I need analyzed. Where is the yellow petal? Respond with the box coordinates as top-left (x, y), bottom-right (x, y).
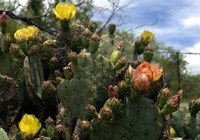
top-left (19, 114), bottom-right (41, 136)
top-left (14, 29), bottom-right (23, 40)
top-left (27, 26), bottom-right (39, 37)
top-left (141, 30), bottom-right (154, 44)
top-left (53, 3), bottom-right (76, 21)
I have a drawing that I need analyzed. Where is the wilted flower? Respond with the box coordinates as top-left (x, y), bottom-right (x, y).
top-left (132, 61), bottom-right (163, 92)
top-left (14, 26), bottom-right (39, 41)
top-left (141, 30), bottom-right (154, 44)
top-left (52, 3), bottom-right (76, 21)
top-left (19, 114), bottom-right (41, 137)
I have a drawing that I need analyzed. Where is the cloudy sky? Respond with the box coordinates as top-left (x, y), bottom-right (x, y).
top-left (92, 0), bottom-right (200, 74)
top-left (5, 0), bottom-right (200, 74)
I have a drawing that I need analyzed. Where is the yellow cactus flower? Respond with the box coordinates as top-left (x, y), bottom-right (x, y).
top-left (14, 26), bottom-right (39, 41)
top-left (19, 114), bottom-right (41, 136)
top-left (52, 3), bottom-right (76, 21)
top-left (170, 127), bottom-right (176, 137)
top-left (141, 30), bottom-right (154, 44)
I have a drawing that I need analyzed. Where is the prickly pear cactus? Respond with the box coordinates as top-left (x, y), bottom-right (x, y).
top-left (90, 96), bottom-right (163, 140)
top-left (171, 98), bottom-right (200, 139)
top-left (57, 50), bottom-right (116, 119)
top-left (98, 31), bottom-right (133, 62)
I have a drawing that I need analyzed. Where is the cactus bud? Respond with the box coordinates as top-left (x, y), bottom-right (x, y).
top-left (107, 97), bottom-right (121, 113)
top-left (54, 124), bottom-right (66, 134)
top-left (160, 90), bottom-right (183, 115)
top-left (29, 45), bottom-right (39, 55)
top-left (110, 47), bottom-right (122, 65)
top-left (156, 87), bottom-right (170, 109)
top-left (143, 44), bottom-right (154, 62)
top-left (134, 40), bottom-right (145, 55)
top-left (9, 43), bottom-right (20, 53)
top-left (108, 85), bottom-right (118, 97)
top-left (117, 80), bottom-right (130, 97)
top-left (63, 66), bottom-right (73, 80)
top-left (82, 28), bottom-right (92, 48)
top-left (9, 43), bottom-right (26, 58)
top-left (81, 120), bottom-right (90, 131)
top-left (125, 65), bottom-right (134, 78)
top-left (109, 23), bottom-right (116, 35)
top-left (86, 104), bottom-right (96, 112)
top-left (0, 12), bottom-right (7, 25)
top-left (89, 33), bottom-right (100, 54)
top-left (86, 104), bottom-right (98, 118)
top-left (99, 107), bottom-right (113, 121)
top-left (43, 40), bottom-right (57, 46)
top-left (0, 12), bottom-right (7, 34)
top-left (4, 34), bottom-right (12, 43)
top-left (45, 116), bottom-right (54, 124)
top-left (83, 28), bottom-right (92, 36)
top-left (88, 21), bottom-right (97, 32)
top-left (68, 51), bottom-right (78, 65)
top-left (114, 56), bottom-right (127, 70)
top-left (189, 98), bottom-right (200, 116)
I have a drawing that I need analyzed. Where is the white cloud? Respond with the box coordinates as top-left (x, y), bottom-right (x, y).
top-left (184, 43), bottom-right (200, 74)
top-left (182, 17), bottom-right (200, 28)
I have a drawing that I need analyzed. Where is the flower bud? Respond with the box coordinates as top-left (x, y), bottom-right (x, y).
top-left (189, 98), bottom-right (200, 116)
top-left (86, 104), bottom-right (96, 112)
top-left (125, 65), bottom-right (135, 78)
top-left (156, 87), bottom-right (170, 109)
top-left (45, 116), bottom-right (54, 124)
top-left (143, 44), bottom-right (154, 62)
top-left (134, 40), bottom-right (144, 55)
top-left (4, 34), bottom-right (12, 43)
top-left (68, 51), bottom-right (78, 65)
top-left (43, 40), bottom-right (57, 46)
top-left (109, 23), bottom-right (116, 35)
top-left (108, 85), bottom-right (118, 97)
top-left (110, 48), bottom-right (121, 65)
top-left (99, 107), bottom-right (113, 121)
top-left (117, 80), bottom-right (130, 97)
top-left (0, 12), bottom-right (7, 25)
top-left (9, 43), bottom-right (20, 53)
top-left (89, 33), bottom-right (100, 54)
top-left (30, 45), bottom-right (39, 54)
top-left (160, 90), bottom-right (183, 115)
top-left (114, 56), bottom-right (127, 70)
top-left (108, 97), bottom-right (121, 113)
top-left (83, 28), bottom-right (92, 36)
top-left (63, 66), bottom-right (73, 80)
top-left (88, 21), bottom-right (97, 32)
top-left (81, 120), bottom-right (90, 130)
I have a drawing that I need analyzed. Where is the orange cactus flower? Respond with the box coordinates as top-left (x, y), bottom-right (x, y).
top-left (132, 61), bottom-right (163, 92)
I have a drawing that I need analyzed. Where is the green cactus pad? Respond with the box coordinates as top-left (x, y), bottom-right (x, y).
top-left (57, 51), bottom-right (116, 119)
top-left (91, 96), bottom-right (163, 140)
top-left (98, 34), bottom-right (133, 62)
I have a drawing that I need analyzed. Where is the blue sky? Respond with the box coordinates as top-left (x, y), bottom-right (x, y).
top-left (93, 0), bottom-right (200, 74)
top-left (6, 0), bottom-right (200, 74)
